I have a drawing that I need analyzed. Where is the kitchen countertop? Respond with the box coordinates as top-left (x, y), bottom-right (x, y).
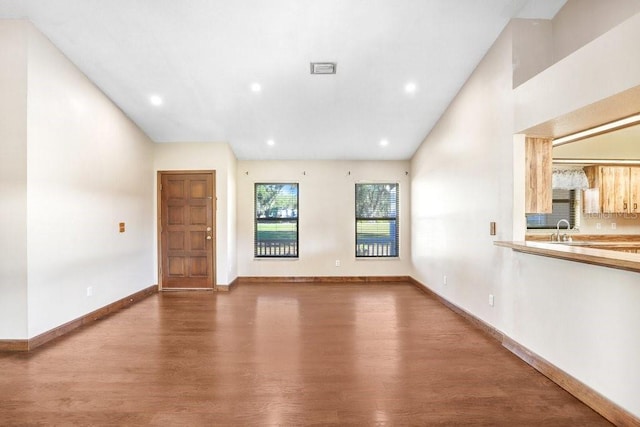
top-left (542, 241), bottom-right (640, 247)
top-left (525, 233), bottom-right (640, 243)
top-left (494, 240), bottom-right (640, 273)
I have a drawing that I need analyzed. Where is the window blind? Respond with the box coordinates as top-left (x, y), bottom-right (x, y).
top-left (526, 189), bottom-right (578, 229)
top-left (254, 183), bottom-right (299, 257)
top-left (355, 183), bottom-right (399, 257)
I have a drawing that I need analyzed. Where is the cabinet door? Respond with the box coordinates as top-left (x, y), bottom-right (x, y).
top-left (629, 167), bottom-right (640, 214)
top-left (600, 166), bottom-right (630, 213)
top-left (525, 137), bottom-right (552, 213)
top-left (582, 166), bottom-right (600, 213)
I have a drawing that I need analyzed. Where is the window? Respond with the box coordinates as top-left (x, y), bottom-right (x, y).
top-left (255, 183), bottom-right (298, 257)
top-left (355, 183), bottom-right (399, 257)
top-left (526, 189), bottom-right (579, 229)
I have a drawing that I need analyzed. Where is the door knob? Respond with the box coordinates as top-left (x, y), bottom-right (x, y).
top-left (206, 227), bottom-right (212, 232)
top-left (206, 236), bottom-right (212, 240)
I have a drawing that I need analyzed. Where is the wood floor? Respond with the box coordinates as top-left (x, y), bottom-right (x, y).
top-left (0, 282), bottom-right (610, 426)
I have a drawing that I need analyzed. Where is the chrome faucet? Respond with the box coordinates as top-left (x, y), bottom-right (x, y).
top-left (556, 219), bottom-right (570, 241)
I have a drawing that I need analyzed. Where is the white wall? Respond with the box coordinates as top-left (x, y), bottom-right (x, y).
top-left (226, 150), bottom-right (238, 282)
top-left (579, 214), bottom-right (640, 234)
top-left (553, 0), bottom-right (640, 62)
top-left (511, 0), bottom-right (640, 89)
top-left (512, 19), bottom-right (553, 88)
top-left (411, 25), bottom-right (515, 333)
top-left (412, 12), bottom-right (640, 417)
top-left (25, 23), bottom-right (155, 337)
top-left (515, 10), bottom-right (640, 134)
top-left (154, 142), bottom-right (237, 285)
top-left (237, 160), bottom-right (411, 277)
top-left (0, 20), bottom-right (28, 339)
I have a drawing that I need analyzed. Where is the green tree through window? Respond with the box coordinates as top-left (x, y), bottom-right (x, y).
top-left (255, 183), bottom-right (298, 257)
top-left (356, 183), bottom-right (399, 257)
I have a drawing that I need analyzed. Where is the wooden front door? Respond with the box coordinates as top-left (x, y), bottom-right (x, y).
top-left (159, 171), bottom-right (216, 289)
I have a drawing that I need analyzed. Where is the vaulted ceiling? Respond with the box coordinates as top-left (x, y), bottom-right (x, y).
top-left (0, 0), bottom-right (566, 160)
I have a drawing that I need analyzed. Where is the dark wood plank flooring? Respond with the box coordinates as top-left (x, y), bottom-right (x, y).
top-left (0, 282), bottom-right (611, 426)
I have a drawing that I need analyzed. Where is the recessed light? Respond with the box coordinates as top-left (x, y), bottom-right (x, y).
top-left (404, 82), bottom-right (417, 94)
top-left (380, 139), bottom-right (389, 147)
top-left (250, 83), bottom-right (262, 92)
top-left (266, 139), bottom-right (275, 146)
top-left (149, 95), bottom-right (163, 106)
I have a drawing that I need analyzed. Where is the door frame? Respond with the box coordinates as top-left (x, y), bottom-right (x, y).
top-left (157, 170), bottom-right (217, 291)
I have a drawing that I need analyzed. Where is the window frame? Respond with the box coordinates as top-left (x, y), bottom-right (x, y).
top-left (254, 183), bottom-right (299, 258)
top-left (355, 183), bottom-right (399, 258)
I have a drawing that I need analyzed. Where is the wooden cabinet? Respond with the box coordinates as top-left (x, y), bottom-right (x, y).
top-left (630, 168), bottom-right (640, 213)
top-left (525, 137), bottom-right (552, 214)
top-left (600, 166), bottom-right (629, 213)
top-left (584, 166), bottom-right (640, 214)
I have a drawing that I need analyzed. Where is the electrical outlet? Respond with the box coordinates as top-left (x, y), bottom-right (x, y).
top-left (596, 223), bottom-right (601, 229)
top-left (489, 294), bottom-right (494, 307)
top-left (87, 286), bottom-right (93, 297)
top-left (335, 260), bottom-right (341, 267)
top-left (611, 223), bottom-right (617, 230)
top-left (443, 275), bottom-right (447, 285)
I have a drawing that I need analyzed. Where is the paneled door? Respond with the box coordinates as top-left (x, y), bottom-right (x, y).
top-left (159, 171), bottom-right (215, 289)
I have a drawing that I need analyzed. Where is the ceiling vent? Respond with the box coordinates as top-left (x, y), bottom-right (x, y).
top-left (310, 62), bottom-right (337, 74)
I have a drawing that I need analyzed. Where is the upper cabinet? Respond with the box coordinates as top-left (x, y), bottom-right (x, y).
top-left (601, 167), bottom-right (630, 213)
top-left (525, 137), bottom-right (552, 214)
top-left (584, 165), bottom-right (640, 213)
top-left (630, 168), bottom-right (640, 213)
